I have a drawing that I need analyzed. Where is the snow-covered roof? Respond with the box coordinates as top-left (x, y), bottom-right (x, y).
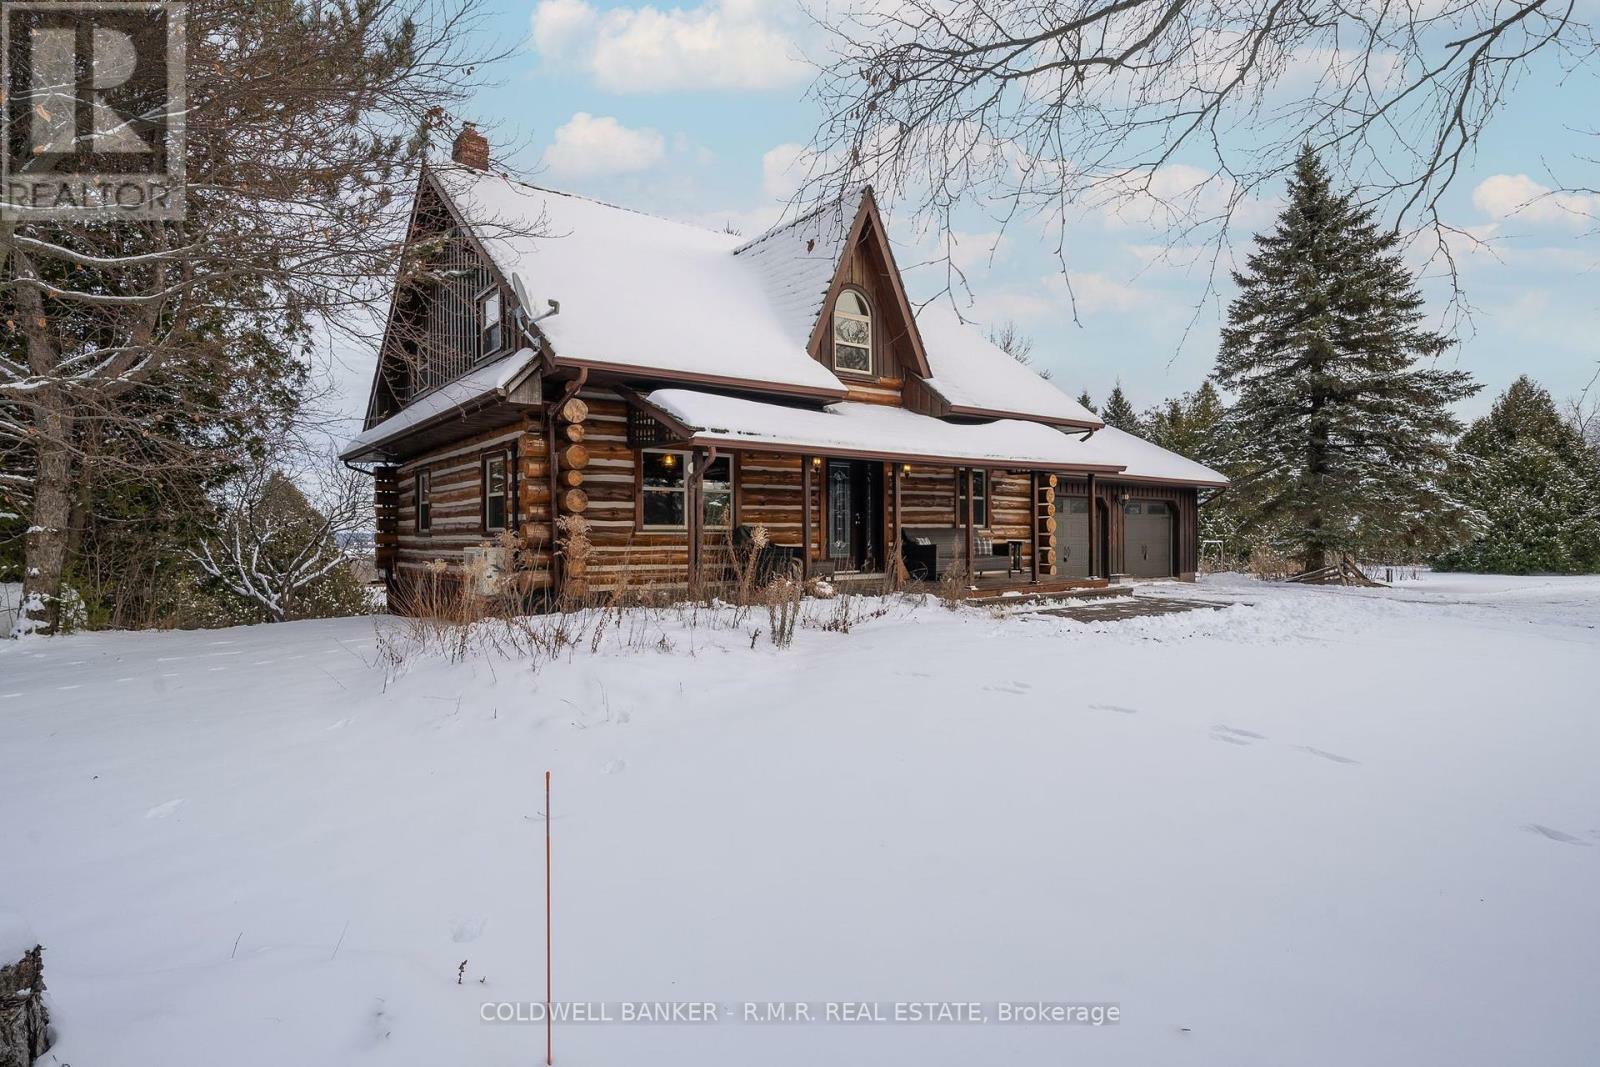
top-left (428, 166), bottom-right (1099, 428)
top-left (915, 302), bottom-right (1101, 426)
top-left (432, 165), bottom-right (848, 398)
top-left (340, 347), bottom-right (539, 462)
top-left (732, 192), bottom-right (859, 353)
top-left (1074, 426), bottom-right (1229, 486)
top-left (644, 388), bottom-right (1124, 471)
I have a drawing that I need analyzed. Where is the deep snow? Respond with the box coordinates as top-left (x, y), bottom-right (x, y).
top-left (2, 574), bottom-right (1597, 1065)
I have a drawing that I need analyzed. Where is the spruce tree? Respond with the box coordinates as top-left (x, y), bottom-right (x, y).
top-left (1143, 381), bottom-right (1250, 561)
top-left (1101, 383), bottom-right (1141, 432)
top-left (1433, 377), bottom-right (1600, 574)
top-left (1076, 389), bottom-right (1098, 414)
top-left (1214, 146), bottom-right (1478, 571)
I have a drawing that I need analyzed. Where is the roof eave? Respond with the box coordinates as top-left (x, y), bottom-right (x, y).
top-left (679, 431), bottom-right (1129, 473)
top-left (339, 363), bottom-right (541, 464)
top-left (556, 356), bottom-right (849, 402)
top-left (942, 402), bottom-right (1103, 431)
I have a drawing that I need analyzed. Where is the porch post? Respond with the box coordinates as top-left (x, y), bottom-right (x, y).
top-left (799, 454), bottom-right (812, 580)
top-left (891, 462), bottom-right (903, 582)
top-left (1030, 472), bottom-right (1040, 584)
top-left (1086, 471), bottom-right (1099, 579)
top-left (688, 448), bottom-right (708, 596)
top-left (963, 467), bottom-right (975, 580)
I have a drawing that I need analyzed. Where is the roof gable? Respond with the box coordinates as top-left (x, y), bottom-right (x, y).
top-left (429, 163), bottom-right (848, 399)
top-left (736, 188), bottom-right (931, 380)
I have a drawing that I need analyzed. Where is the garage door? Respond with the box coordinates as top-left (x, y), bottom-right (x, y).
top-left (1059, 497), bottom-right (1091, 577)
top-left (1123, 501), bottom-right (1174, 578)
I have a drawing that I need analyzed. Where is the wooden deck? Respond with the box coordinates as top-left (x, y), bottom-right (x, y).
top-left (829, 571), bottom-right (1118, 601)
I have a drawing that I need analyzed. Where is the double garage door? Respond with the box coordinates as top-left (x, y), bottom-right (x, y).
top-left (1123, 501), bottom-right (1174, 578)
top-left (1055, 497), bottom-right (1177, 578)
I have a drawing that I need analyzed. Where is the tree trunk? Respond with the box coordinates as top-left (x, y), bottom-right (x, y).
top-left (15, 392), bottom-right (74, 637)
top-left (0, 945), bottom-right (49, 1066)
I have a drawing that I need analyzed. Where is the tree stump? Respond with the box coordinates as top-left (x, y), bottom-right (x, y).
top-left (0, 946), bottom-right (49, 1067)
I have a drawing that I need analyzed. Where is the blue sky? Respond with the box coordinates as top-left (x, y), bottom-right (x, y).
top-left (335, 0), bottom-right (1600, 427)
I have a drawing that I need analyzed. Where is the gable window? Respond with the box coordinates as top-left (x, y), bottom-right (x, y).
top-left (478, 287), bottom-right (502, 357)
top-left (641, 451), bottom-right (734, 530)
top-left (958, 470), bottom-right (988, 527)
top-left (832, 290), bottom-right (872, 374)
top-left (483, 453), bottom-right (510, 533)
top-left (415, 469), bottom-right (432, 533)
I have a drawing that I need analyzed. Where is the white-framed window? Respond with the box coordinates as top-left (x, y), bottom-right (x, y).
top-left (959, 470), bottom-right (988, 526)
top-left (640, 451), bottom-right (733, 530)
top-left (483, 452), bottom-right (509, 533)
top-left (832, 289), bottom-right (872, 374)
top-left (415, 469), bottom-right (432, 533)
top-left (478, 287), bottom-right (502, 357)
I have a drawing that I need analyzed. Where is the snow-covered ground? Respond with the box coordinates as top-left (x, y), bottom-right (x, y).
top-left (2, 573), bottom-right (1597, 1065)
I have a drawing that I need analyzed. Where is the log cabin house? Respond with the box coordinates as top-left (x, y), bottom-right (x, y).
top-left (341, 127), bottom-right (1227, 607)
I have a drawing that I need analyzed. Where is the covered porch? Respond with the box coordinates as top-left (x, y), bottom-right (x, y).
top-left (616, 387), bottom-right (1129, 594)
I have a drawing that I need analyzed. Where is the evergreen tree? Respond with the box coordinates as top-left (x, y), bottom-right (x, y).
top-left (1143, 380), bottom-right (1227, 458)
top-left (1101, 383), bottom-right (1141, 432)
top-left (1076, 389), bottom-right (1098, 414)
top-left (1143, 381), bottom-right (1253, 562)
top-left (1433, 377), bottom-right (1600, 574)
top-left (1214, 146), bottom-right (1479, 571)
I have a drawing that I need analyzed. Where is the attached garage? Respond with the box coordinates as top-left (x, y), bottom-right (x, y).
top-left (1059, 496), bottom-right (1092, 578)
top-left (1123, 500), bottom-right (1175, 578)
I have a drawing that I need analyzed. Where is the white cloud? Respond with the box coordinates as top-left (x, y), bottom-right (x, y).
top-left (1045, 272), bottom-right (1152, 314)
top-left (531, 0), bottom-right (597, 53)
top-left (529, 0), bottom-right (809, 93)
top-left (542, 113), bottom-right (666, 178)
top-left (971, 286), bottom-right (1054, 324)
top-left (1096, 164), bottom-right (1278, 234)
top-left (761, 142), bottom-right (806, 200)
top-left (1472, 174), bottom-right (1596, 228)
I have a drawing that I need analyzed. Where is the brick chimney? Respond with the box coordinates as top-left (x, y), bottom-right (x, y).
top-left (452, 123), bottom-right (490, 170)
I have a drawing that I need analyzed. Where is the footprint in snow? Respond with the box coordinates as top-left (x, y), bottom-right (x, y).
top-left (1212, 725), bottom-right (1266, 744)
top-left (983, 681), bottom-right (1033, 695)
top-left (602, 759), bottom-right (627, 775)
top-left (1523, 824), bottom-right (1590, 846)
top-left (451, 917), bottom-right (486, 943)
top-left (1089, 703), bottom-right (1139, 715)
top-left (145, 798), bottom-right (186, 819)
top-left (1301, 746), bottom-right (1359, 765)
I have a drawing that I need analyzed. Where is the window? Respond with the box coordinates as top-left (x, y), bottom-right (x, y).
top-left (959, 470), bottom-right (988, 526)
top-left (415, 469), bottom-right (432, 533)
top-left (483, 453), bottom-right (509, 533)
top-left (832, 290), bottom-right (872, 374)
top-left (702, 456), bottom-right (733, 529)
top-left (478, 287), bottom-right (502, 357)
top-left (640, 451), bottom-right (734, 530)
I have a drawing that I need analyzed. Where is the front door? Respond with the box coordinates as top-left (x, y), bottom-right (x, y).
top-left (827, 460), bottom-right (882, 571)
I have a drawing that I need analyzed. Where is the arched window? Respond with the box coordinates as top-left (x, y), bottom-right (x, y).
top-left (832, 290), bottom-right (872, 374)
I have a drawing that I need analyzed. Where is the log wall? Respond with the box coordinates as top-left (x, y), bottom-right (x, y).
top-left (392, 422), bottom-right (531, 575)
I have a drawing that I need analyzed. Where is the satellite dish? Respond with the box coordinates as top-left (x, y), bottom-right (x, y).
top-left (511, 271), bottom-right (532, 316)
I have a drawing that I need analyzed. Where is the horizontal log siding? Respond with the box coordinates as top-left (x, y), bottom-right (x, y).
top-left (395, 427), bottom-right (517, 569)
top-left (988, 470), bottom-right (1035, 573)
top-left (578, 387), bottom-right (742, 590)
top-left (738, 453), bottom-right (806, 550)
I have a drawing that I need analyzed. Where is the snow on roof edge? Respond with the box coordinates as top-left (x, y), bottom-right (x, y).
top-left (340, 347), bottom-right (539, 462)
